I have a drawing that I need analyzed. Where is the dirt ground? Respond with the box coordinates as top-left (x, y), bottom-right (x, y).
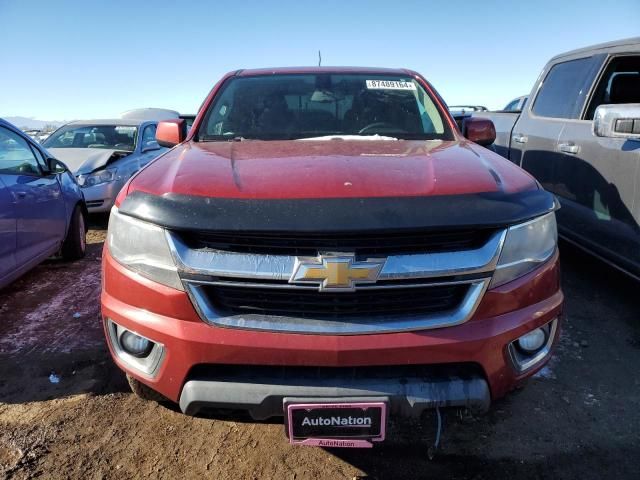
top-left (1, 217), bottom-right (639, 480)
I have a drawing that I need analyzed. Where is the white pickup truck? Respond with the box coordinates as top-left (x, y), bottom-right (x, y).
top-left (476, 37), bottom-right (640, 279)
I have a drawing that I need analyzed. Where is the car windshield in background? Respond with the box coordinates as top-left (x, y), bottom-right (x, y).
top-left (198, 74), bottom-right (451, 141)
top-left (43, 125), bottom-right (138, 151)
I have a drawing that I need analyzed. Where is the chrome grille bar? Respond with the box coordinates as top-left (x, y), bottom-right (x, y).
top-left (166, 230), bottom-right (506, 282)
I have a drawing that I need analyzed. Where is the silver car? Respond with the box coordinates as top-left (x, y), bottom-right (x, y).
top-left (43, 118), bottom-right (168, 212)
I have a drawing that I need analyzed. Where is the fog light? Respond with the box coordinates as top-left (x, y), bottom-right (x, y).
top-left (107, 319), bottom-right (165, 377)
top-left (119, 330), bottom-right (152, 357)
top-left (517, 328), bottom-right (546, 353)
top-left (509, 318), bottom-right (558, 373)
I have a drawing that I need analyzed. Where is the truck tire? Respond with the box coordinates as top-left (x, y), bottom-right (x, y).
top-left (61, 205), bottom-right (87, 260)
top-left (126, 374), bottom-right (167, 403)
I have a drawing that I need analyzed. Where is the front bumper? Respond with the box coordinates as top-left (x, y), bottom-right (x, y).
top-left (101, 249), bottom-right (563, 416)
top-left (82, 180), bottom-right (126, 212)
top-left (180, 367), bottom-right (491, 420)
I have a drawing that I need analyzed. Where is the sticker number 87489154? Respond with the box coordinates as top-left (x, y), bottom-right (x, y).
top-left (366, 80), bottom-right (417, 91)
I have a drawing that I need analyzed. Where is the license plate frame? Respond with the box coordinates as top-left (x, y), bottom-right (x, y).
top-left (285, 400), bottom-right (387, 448)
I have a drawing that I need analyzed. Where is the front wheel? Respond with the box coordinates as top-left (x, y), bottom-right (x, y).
top-left (61, 205), bottom-right (86, 260)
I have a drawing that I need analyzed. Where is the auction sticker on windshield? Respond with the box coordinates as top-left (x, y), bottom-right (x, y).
top-left (366, 79), bottom-right (416, 90)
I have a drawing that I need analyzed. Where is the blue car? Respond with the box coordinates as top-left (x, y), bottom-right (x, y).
top-left (0, 118), bottom-right (87, 289)
top-left (42, 111), bottom-right (175, 212)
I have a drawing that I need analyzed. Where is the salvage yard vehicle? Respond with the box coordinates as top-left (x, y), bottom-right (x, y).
top-left (42, 113), bottom-right (173, 213)
top-left (475, 37), bottom-right (640, 279)
top-left (0, 118), bottom-right (87, 289)
top-left (102, 67), bottom-right (563, 448)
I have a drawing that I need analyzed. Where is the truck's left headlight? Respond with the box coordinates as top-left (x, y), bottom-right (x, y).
top-left (491, 212), bottom-right (557, 287)
top-left (107, 207), bottom-right (183, 290)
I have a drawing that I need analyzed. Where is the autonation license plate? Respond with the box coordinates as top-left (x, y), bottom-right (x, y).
top-left (285, 401), bottom-right (387, 448)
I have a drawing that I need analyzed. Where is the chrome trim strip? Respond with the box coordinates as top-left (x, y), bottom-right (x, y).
top-left (184, 278), bottom-right (487, 291)
top-left (184, 278), bottom-right (490, 335)
top-left (166, 229), bottom-right (506, 282)
top-left (379, 230), bottom-right (505, 279)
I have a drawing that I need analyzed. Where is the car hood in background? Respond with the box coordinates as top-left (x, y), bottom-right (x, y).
top-left (47, 148), bottom-right (131, 175)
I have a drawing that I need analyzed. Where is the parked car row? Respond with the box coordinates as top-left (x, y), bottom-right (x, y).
top-left (23, 129), bottom-right (53, 143)
top-left (0, 108), bottom-right (182, 287)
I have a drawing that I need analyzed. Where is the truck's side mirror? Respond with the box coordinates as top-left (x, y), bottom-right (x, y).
top-left (593, 104), bottom-right (640, 139)
top-left (156, 119), bottom-right (186, 148)
top-left (462, 117), bottom-right (496, 146)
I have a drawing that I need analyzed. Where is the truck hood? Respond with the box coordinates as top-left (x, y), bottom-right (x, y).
top-left (119, 139), bottom-right (554, 232)
top-left (128, 139), bottom-right (537, 200)
top-left (48, 148), bottom-right (131, 175)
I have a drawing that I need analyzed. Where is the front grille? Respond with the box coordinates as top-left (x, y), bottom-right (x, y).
top-left (180, 229), bottom-right (496, 256)
top-left (86, 200), bottom-right (104, 208)
top-left (201, 283), bottom-right (468, 319)
top-left (171, 226), bottom-right (501, 333)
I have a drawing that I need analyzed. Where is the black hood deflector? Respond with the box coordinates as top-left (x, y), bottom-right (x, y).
top-left (118, 189), bottom-right (557, 233)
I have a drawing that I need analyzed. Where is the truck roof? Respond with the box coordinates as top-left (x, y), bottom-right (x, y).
top-left (236, 66), bottom-right (416, 77)
top-left (551, 36), bottom-right (640, 61)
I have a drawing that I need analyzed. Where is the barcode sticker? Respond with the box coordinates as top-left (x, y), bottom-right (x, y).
top-left (366, 80), bottom-right (416, 91)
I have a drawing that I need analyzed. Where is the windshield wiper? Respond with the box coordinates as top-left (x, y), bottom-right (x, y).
top-left (200, 135), bottom-right (249, 142)
top-left (297, 134), bottom-right (399, 141)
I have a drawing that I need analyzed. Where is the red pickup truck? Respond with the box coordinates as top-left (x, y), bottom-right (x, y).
top-left (101, 67), bottom-right (562, 447)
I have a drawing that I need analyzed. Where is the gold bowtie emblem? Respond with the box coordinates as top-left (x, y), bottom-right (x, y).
top-left (290, 254), bottom-right (385, 291)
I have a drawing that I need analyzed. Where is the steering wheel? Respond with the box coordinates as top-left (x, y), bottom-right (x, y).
top-left (358, 122), bottom-right (404, 135)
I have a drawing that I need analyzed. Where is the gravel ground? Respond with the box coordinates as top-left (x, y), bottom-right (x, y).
top-left (0, 217), bottom-right (638, 479)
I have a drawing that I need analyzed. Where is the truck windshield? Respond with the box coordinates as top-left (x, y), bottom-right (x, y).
top-left (198, 74), bottom-right (451, 141)
top-left (43, 125), bottom-right (138, 151)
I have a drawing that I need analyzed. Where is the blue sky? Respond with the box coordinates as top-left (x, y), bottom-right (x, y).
top-left (1, 0), bottom-right (638, 120)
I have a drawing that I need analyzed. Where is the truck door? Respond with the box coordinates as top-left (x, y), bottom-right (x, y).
top-left (0, 175), bottom-right (17, 284)
top-left (555, 54), bottom-right (640, 273)
top-left (513, 56), bottom-right (601, 192)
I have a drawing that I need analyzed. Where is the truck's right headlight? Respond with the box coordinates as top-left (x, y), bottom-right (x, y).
top-left (491, 213), bottom-right (557, 287)
top-left (107, 207), bottom-right (183, 290)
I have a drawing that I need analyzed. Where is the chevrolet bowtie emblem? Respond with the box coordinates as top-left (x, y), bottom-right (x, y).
top-left (290, 254), bottom-right (386, 291)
